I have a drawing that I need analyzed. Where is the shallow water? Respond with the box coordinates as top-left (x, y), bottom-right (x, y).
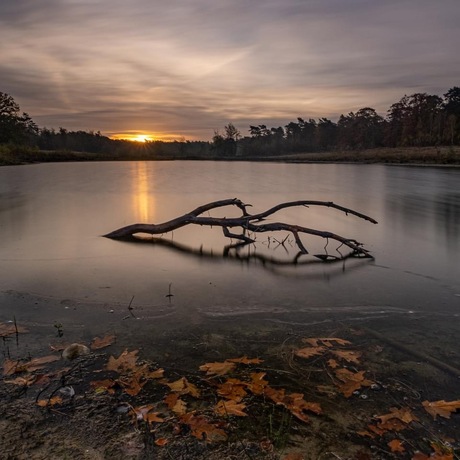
top-left (0, 161), bottom-right (459, 347)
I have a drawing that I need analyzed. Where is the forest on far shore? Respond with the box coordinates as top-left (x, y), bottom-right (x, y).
top-left (1, 87), bottom-right (460, 163)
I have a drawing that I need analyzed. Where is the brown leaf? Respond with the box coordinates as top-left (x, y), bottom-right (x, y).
top-left (155, 438), bottom-right (169, 446)
top-left (330, 350), bottom-right (361, 364)
top-left (422, 400), bottom-right (460, 420)
top-left (90, 379), bottom-right (116, 394)
top-left (388, 439), bottom-right (405, 453)
top-left (217, 379), bottom-right (248, 402)
top-left (334, 368), bottom-right (373, 397)
top-left (3, 355), bottom-right (60, 376)
top-left (376, 407), bottom-right (419, 425)
top-left (4, 375), bottom-right (37, 386)
top-left (303, 337), bottom-right (351, 347)
top-left (37, 396), bottom-right (63, 407)
top-left (165, 377), bottom-right (200, 398)
top-left (106, 349), bottom-right (139, 373)
top-left (214, 399), bottom-right (248, 417)
top-left (180, 412), bottom-right (227, 442)
top-left (282, 454), bottom-right (304, 460)
top-left (90, 334), bottom-right (116, 350)
top-left (246, 372), bottom-right (269, 395)
top-left (164, 393), bottom-right (187, 415)
top-left (226, 356), bottom-right (264, 365)
top-left (0, 322), bottom-right (28, 337)
top-left (326, 359), bottom-right (339, 369)
top-left (199, 361), bottom-right (236, 376)
top-left (294, 346), bottom-right (326, 359)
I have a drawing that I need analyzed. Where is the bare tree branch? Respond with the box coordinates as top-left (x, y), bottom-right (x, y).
top-left (103, 198), bottom-right (377, 260)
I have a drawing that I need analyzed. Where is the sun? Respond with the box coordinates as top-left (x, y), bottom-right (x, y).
top-left (132, 134), bottom-right (152, 143)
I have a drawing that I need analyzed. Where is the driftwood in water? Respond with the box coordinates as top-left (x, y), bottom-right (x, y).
top-left (104, 198), bottom-right (377, 260)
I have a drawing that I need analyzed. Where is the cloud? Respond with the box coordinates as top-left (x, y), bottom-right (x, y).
top-left (1, 0), bottom-right (459, 139)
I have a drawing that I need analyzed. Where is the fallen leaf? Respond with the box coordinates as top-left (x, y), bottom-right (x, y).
top-left (164, 393), bottom-right (187, 415)
top-left (214, 399), bottom-right (248, 417)
top-left (388, 439), bottom-right (405, 453)
top-left (282, 453), bottom-right (304, 460)
top-left (199, 361), bottom-right (236, 376)
top-left (294, 346), bottom-right (326, 359)
top-left (90, 379), bottom-right (116, 394)
top-left (0, 322), bottom-right (28, 337)
top-left (145, 412), bottom-right (165, 423)
top-left (217, 379), bottom-right (248, 402)
top-left (4, 375), bottom-right (37, 386)
top-left (106, 349), bottom-right (139, 373)
top-left (376, 407), bottom-right (419, 425)
top-left (37, 396), bottom-right (63, 407)
top-left (180, 412), bottom-right (227, 442)
top-left (226, 356), bottom-right (264, 365)
top-left (330, 350), bottom-right (361, 364)
top-left (422, 400), bottom-right (460, 420)
top-left (90, 334), bottom-right (116, 350)
top-left (155, 438), bottom-right (169, 446)
top-left (412, 452), bottom-right (430, 460)
top-left (165, 377), bottom-right (201, 398)
top-left (334, 368), bottom-right (373, 397)
top-left (246, 372), bottom-right (269, 395)
top-left (326, 359), bottom-right (339, 369)
top-left (3, 355), bottom-right (60, 376)
top-left (302, 337), bottom-right (351, 347)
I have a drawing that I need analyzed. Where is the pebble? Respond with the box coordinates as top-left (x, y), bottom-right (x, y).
top-left (62, 343), bottom-right (90, 360)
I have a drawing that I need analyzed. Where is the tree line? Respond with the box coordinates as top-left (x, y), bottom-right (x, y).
top-left (213, 87), bottom-right (460, 156)
top-left (1, 87), bottom-right (459, 159)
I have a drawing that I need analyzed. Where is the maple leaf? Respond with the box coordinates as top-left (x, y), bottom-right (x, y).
top-left (246, 372), bottom-right (269, 395)
top-left (118, 374), bottom-right (144, 396)
top-left (106, 349), bottom-right (139, 373)
top-left (214, 399), bottom-right (248, 417)
top-left (226, 356), bottom-right (264, 365)
top-left (180, 412), bottom-right (227, 442)
top-left (327, 359), bottom-right (339, 369)
top-left (164, 393), bottom-right (187, 415)
top-left (199, 361), bottom-right (236, 376)
top-left (376, 407), bottom-right (419, 425)
top-left (90, 334), bottom-right (116, 350)
top-left (422, 400), bottom-right (460, 420)
top-left (132, 404), bottom-right (164, 424)
top-left (165, 377), bottom-right (201, 398)
top-left (330, 350), bottom-right (361, 364)
top-left (217, 379), bottom-right (248, 402)
top-left (294, 346), bottom-right (326, 359)
top-left (334, 368), bottom-right (373, 397)
top-left (388, 439), bottom-right (405, 453)
top-left (303, 337), bottom-right (351, 348)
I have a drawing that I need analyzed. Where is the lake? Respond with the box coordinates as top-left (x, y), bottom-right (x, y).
top-left (1, 161), bottom-right (459, 356)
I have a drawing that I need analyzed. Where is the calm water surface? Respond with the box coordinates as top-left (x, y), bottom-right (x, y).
top-left (1, 161), bottom-right (459, 344)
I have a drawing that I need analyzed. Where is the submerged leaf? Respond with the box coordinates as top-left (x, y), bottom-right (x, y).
top-left (106, 349), bottom-right (139, 373)
top-left (0, 322), bottom-right (28, 337)
top-left (334, 368), bottom-right (373, 397)
top-left (294, 346), bottom-right (326, 359)
top-left (90, 334), bottom-right (116, 350)
top-left (180, 412), bottom-right (227, 442)
top-left (164, 393), bottom-right (187, 415)
top-left (330, 349), bottom-right (361, 364)
top-left (165, 377), bottom-right (201, 397)
top-left (214, 399), bottom-right (248, 417)
top-left (199, 361), bottom-right (236, 376)
top-left (422, 400), bottom-right (460, 420)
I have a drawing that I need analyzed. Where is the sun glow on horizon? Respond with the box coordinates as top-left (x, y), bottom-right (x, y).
top-left (110, 133), bottom-right (154, 143)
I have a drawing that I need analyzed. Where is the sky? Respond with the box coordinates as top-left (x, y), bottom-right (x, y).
top-left (1, 0), bottom-right (459, 141)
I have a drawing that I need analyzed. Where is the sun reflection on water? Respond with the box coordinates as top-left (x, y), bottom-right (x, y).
top-left (132, 162), bottom-right (154, 222)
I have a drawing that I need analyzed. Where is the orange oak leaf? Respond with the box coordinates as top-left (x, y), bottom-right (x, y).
top-left (90, 334), bottom-right (116, 350)
top-left (106, 349), bottom-right (139, 373)
top-left (165, 377), bottom-right (201, 397)
top-left (294, 346), bottom-right (326, 359)
top-left (334, 368), bottom-right (373, 397)
top-left (199, 361), bottom-right (236, 376)
top-left (226, 356), bottom-right (264, 365)
top-left (214, 399), bottom-right (248, 417)
top-left (422, 400), bottom-right (460, 420)
top-left (388, 439), bottom-right (405, 453)
top-left (330, 350), bottom-right (361, 364)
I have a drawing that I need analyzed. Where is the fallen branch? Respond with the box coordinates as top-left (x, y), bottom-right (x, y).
top-left (104, 198), bottom-right (377, 260)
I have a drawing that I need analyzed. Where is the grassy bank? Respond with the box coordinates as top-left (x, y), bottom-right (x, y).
top-left (1, 144), bottom-right (460, 166)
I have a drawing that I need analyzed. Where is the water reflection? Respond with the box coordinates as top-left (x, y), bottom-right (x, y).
top-left (132, 162), bottom-right (155, 222)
